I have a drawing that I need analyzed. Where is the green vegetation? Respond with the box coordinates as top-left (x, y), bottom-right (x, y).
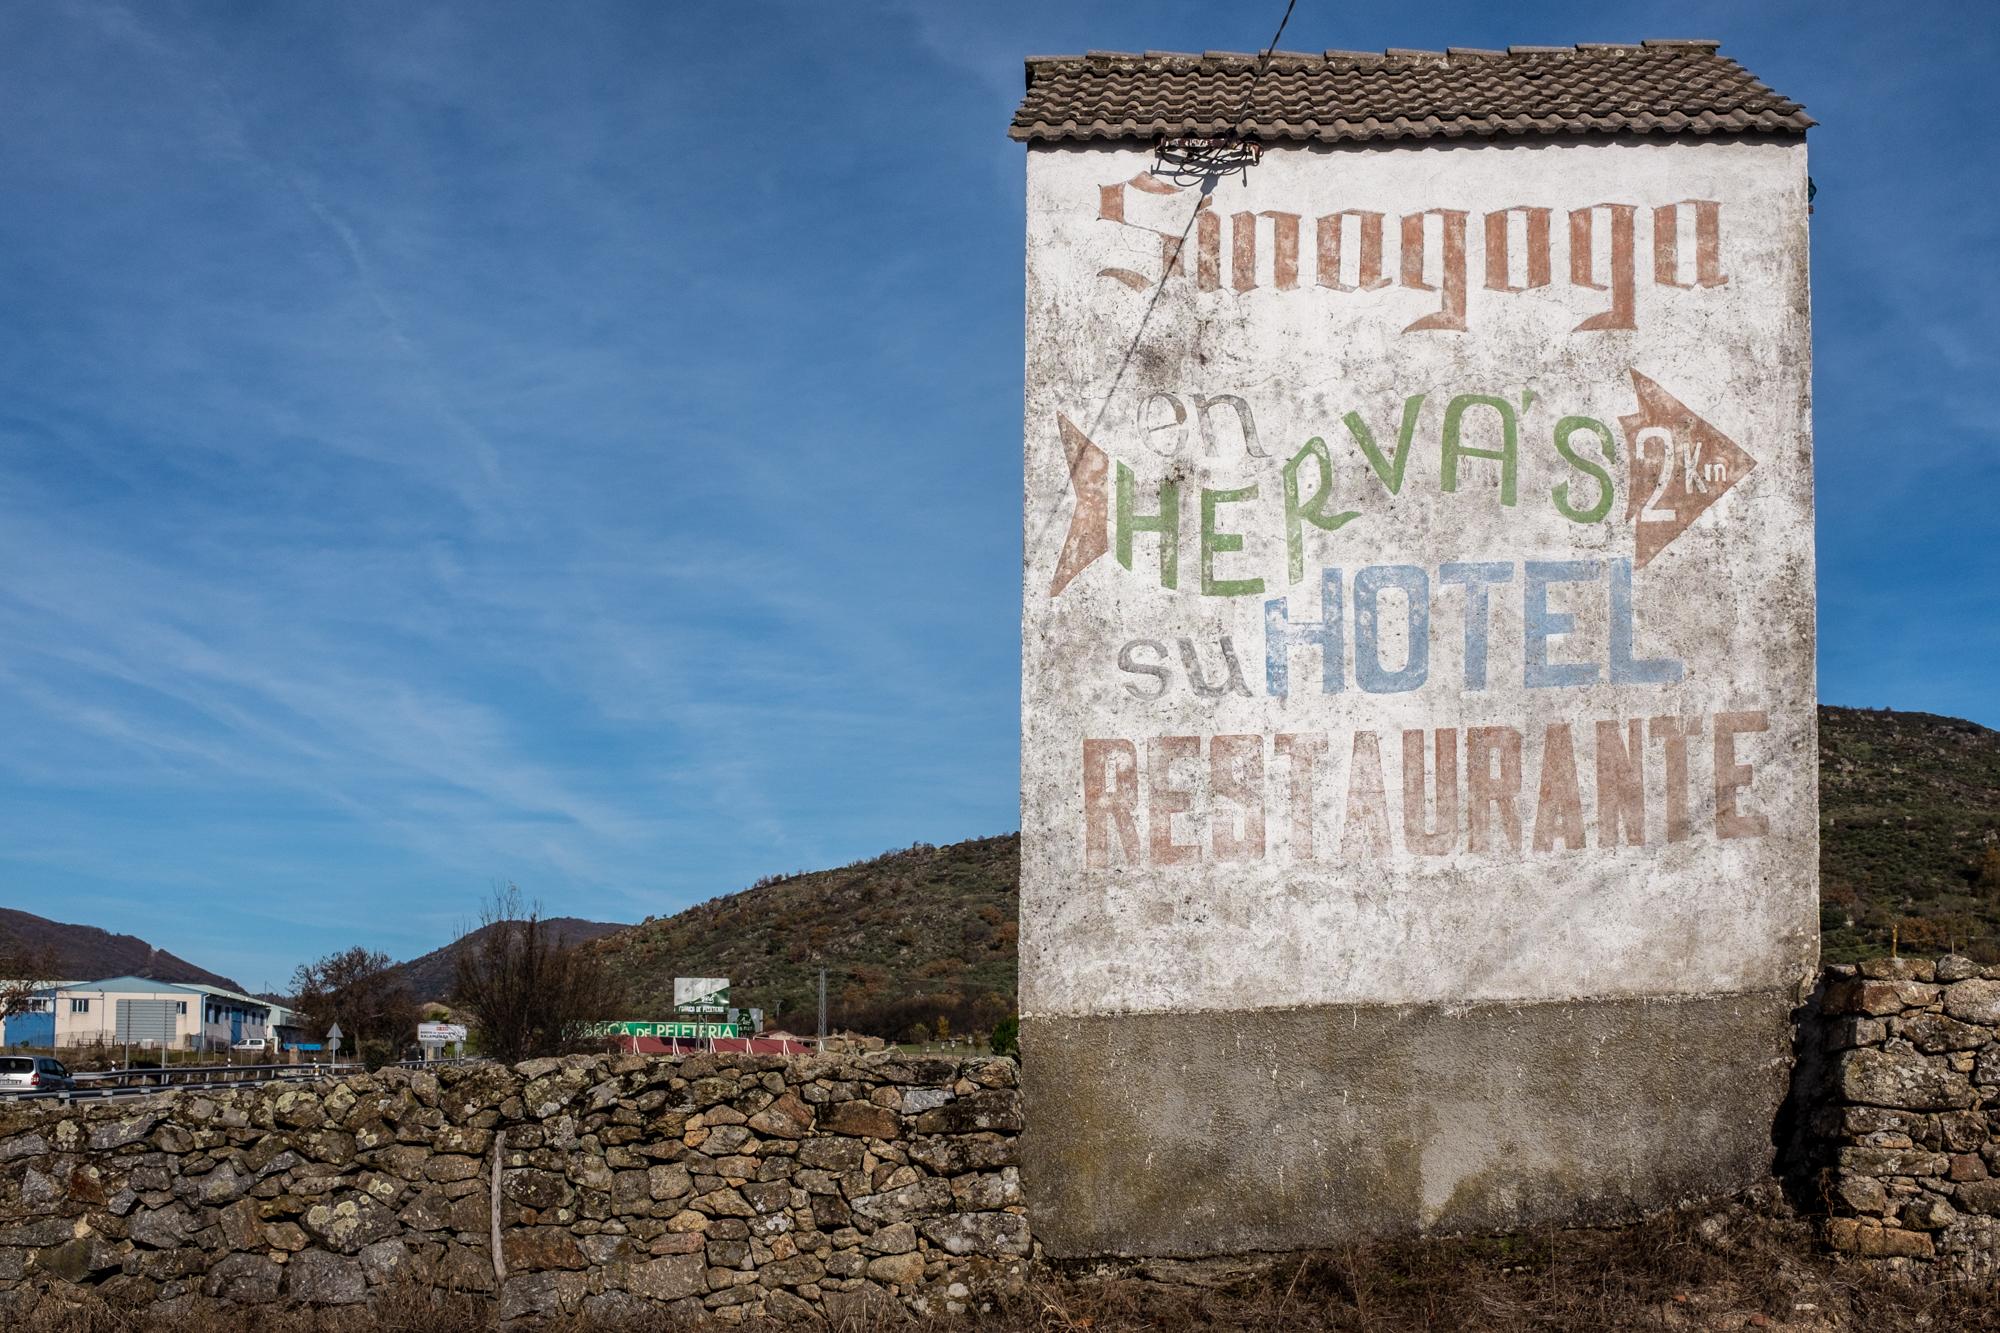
top-left (592, 834), bottom-right (1018, 1040)
top-left (1819, 705), bottom-right (2000, 962)
top-left (990, 1014), bottom-right (1020, 1058)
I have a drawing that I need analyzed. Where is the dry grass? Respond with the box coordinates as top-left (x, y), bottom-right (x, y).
top-left (13, 1205), bottom-right (1999, 1332)
top-left (1015, 1206), bottom-right (1999, 1332)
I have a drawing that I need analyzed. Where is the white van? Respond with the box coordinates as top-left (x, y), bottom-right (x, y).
top-left (0, 1055), bottom-right (75, 1093)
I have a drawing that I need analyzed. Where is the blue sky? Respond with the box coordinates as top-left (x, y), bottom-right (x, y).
top-left (0, 1), bottom-right (1992, 989)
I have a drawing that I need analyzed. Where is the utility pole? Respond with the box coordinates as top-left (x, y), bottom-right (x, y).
top-left (816, 968), bottom-right (827, 1050)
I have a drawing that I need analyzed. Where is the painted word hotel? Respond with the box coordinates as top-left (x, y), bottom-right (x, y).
top-left (1013, 44), bottom-right (1818, 1255)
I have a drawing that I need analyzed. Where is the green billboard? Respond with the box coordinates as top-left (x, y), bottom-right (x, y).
top-left (592, 1020), bottom-right (740, 1040)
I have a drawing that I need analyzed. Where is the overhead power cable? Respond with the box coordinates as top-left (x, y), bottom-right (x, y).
top-left (1231, 0), bottom-right (1301, 138)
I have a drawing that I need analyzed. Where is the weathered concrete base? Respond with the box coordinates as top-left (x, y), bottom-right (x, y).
top-left (1022, 990), bottom-right (1796, 1257)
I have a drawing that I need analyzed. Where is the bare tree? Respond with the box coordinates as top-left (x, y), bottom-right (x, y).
top-left (453, 885), bottom-right (625, 1062)
top-left (291, 947), bottom-right (417, 1067)
top-left (0, 939), bottom-right (60, 1023)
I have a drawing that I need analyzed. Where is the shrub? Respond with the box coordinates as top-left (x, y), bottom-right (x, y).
top-left (990, 1014), bottom-right (1019, 1058)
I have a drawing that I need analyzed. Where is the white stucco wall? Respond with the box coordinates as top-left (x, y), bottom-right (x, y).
top-left (1021, 136), bottom-right (1816, 1019)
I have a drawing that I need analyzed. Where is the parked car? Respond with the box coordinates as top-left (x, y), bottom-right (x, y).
top-left (0, 1055), bottom-right (76, 1093)
top-left (231, 1038), bottom-right (266, 1052)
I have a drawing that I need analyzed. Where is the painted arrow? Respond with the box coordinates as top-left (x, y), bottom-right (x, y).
top-left (1048, 414), bottom-right (1110, 597)
top-left (1620, 370), bottom-right (1756, 569)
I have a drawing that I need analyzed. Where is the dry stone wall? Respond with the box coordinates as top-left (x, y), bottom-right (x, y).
top-left (13, 963), bottom-right (2000, 1321)
top-left (0, 1051), bottom-right (1028, 1324)
top-left (1811, 955), bottom-right (2000, 1276)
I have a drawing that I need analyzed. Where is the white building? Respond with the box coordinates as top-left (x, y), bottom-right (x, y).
top-left (2, 977), bottom-right (290, 1052)
top-left (2, 976), bottom-right (201, 1050)
top-left (1013, 42), bottom-right (1816, 1255)
top-left (178, 983), bottom-right (277, 1051)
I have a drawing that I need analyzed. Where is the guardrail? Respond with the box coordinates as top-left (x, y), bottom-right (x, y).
top-left (3, 1062), bottom-right (364, 1105)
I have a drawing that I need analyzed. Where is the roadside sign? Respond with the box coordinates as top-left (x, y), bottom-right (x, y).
top-left (593, 1020), bottom-right (739, 1040)
top-left (673, 977), bottom-right (729, 1014)
top-left (324, 1023), bottom-right (343, 1056)
top-left (417, 1022), bottom-right (468, 1043)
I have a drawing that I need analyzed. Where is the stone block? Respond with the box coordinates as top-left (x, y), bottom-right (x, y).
top-left (649, 1231), bottom-right (706, 1256)
top-left (951, 1168), bottom-right (1023, 1210)
top-left (693, 1187), bottom-right (756, 1218)
top-left (1838, 1146), bottom-right (1950, 1177)
top-left (88, 1113), bottom-right (163, 1152)
top-left (1836, 1048), bottom-right (1976, 1110)
top-left (422, 1154), bottom-right (481, 1183)
top-left (1827, 978), bottom-right (1941, 1017)
top-left (31, 1236), bottom-right (122, 1284)
top-left (1944, 980), bottom-right (2000, 1025)
top-left (1825, 1217), bottom-right (1934, 1258)
top-left (922, 1211), bottom-right (1033, 1257)
top-left (1937, 956), bottom-right (1981, 983)
top-left (1860, 957), bottom-right (1938, 983)
top-left (504, 1227), bottom-right (588, 1271)
top-left (866, 1251), bottom-right (925, 1286)
top-left (1892, 1012), bottom-right (1991, 1053)
top-left (1826, 1016), bottom-right (1887, 1050)
top-left (127, 1202), bottom-right (195, 1248)
top-left (849, 1178), bottom-right (954, 1223)
top-left (1829, 1174), bottom-right (1887, 1214)
top-left (795, 1137), bottom-right (866, 1171)
top-left (499, 1269), bottom-right (589, 1320)
top-left (1938, 1110), bottom-right (1990, 1153)
top-left (759, 1252), bottom-right (826, 1288)
top-left (501, 1168), bottom-right (568, 1210)
top-left (357, 1238), bottom-right (410, 1284)
top-left (747, 1093), bottom-right (814, 1140)
top-left (1976, 1045), bottom-right (2000, 1086)
top-left (284, 1250), bottom-right (368, 1305)
top-left (1954, 1179), bottom-right (2000, 1215)
top-left (300, 1195), bottom-right (397, 1254)
top-left (810, 1191), bottom-right (852, 1230)
top-left (202, 1251), bottom-right (283, 1303)
top-left (1902, 1195), bottom-right (1958, 1231)
top-left (820, 1102), bottom-right (900, 1140)
top-left (911, 1090), bottom-right (1024, 1135)
top-left (862, 1222), bottom-right (919, 1255)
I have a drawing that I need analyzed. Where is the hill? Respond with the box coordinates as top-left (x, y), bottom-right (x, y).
top-left (587, 707), bottom-right (2000, 1037)
top-left (386, 917), bottom-right (629, 1003)
top-left (0, 908), bottom-right (245, 991)
top-left (593, 835), bottom-right (1017, 1040)
top-left (1819, 705), bottom-right (2000, 961)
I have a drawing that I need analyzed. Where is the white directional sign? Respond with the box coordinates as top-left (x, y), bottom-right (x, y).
top-left (673, 977), bottom-right (729, 1014)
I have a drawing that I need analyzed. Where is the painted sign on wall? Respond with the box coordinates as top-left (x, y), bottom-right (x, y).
top-left (1021, 134), bottom-right (1816, 1255)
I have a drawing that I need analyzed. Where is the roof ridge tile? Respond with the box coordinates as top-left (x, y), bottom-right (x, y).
top-left (1010, 41), bottom-right (1811, 145)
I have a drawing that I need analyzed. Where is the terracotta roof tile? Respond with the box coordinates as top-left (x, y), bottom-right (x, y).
top-left (1009, 42), bottom-right (1810, 145)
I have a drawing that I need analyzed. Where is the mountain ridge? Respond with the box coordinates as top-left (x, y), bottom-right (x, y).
top-left (384, 917), bottom-right (630, 1003)
top-left (0, 908), bottom-right (246, 992)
